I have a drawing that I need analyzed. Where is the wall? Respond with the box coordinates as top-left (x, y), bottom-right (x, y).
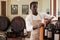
top-left (7, 0), bottom-right (39, 20)
top-left (58, 0), bottom-right (60, 9)
top-left (58, 0), bottom-right (60, 17)
top-left (0, 0), bottom-right (50, 20)
top-left (41, 0), bottom-right (50, 12)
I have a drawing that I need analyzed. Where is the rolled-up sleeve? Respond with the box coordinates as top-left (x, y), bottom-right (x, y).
top-left (44, 14), bottom-right (52, 19)
top-left (25, 16), bottom-right (33, 32)
top-left (42, 12), bottom-right (53, 19)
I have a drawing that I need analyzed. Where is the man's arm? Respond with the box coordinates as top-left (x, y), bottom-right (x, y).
top-left (44, 13), bottom-right (54, 23)
top-left (45, 14), bottom-right (54, 19)
top-left (25, 16), bottom-right (33, 31)
top-left (25, 16), bottom-right (44, 31)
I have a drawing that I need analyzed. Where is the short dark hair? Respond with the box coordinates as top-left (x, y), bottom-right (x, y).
top-left (30, 2), bottom-right (38, 9)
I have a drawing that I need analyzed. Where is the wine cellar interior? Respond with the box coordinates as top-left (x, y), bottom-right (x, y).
top-left (0, 0), bottom-right (60, 40)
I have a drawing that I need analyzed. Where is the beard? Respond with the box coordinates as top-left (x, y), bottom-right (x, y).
top-left (32, 11), bottom-right (38, 15)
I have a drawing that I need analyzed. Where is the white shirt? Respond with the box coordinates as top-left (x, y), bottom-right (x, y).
top-left (25, 12), bottom-right (53, 31)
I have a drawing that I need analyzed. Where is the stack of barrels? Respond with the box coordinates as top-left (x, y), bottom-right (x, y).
top-left (0, 16), bottom-right (10, 40)
top-left (0, 16), bottom-right (26, 40)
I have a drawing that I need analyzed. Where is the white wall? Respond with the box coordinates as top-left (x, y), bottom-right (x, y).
top-left (0, 0), bottom-right (1, 15)
top-left (58, 0), bottom-right (60, 17)
top-left (58, 0), bottom-right (60, 9)
top-left (41, 0), bottom-right (50, 12)
top-left (0, 0), bottom-right (50, 20)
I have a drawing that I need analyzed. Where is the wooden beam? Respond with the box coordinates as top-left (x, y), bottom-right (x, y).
top-left (53, 0), bottom-right (56, 16)
top-left (50, 0), bottom-right (52, 15)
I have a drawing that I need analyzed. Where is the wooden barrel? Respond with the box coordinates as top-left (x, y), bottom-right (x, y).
top-left (0, 16), bottom-right (10, 31)
top-left (10, 16), bottom-right (26, 37)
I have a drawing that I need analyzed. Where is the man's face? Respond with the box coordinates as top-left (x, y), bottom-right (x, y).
top-left (31, 4), bottom-right (38, 15)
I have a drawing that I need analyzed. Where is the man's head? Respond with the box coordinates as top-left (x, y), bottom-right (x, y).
top-left (30, 2), bottom-right (38, 15)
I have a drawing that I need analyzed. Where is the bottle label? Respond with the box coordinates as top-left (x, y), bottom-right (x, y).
top-left (54, 34), bottom-right (59, 40)
top-left (48, 31), bottom-right (52, 38)
top-left (45, 29), bottom-right (48, 36)
top-left (24, 29), bottom-right (27, 35)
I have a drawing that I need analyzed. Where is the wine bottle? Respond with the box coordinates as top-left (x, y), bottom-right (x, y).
top-left (54, 28), bottom-right (59, 40)
top-left (47, 27), bottom-right (52, 40)
top-left (51, 24), bottom-right (56, 40)
top-left (44, 27), bottom-right (48, 40)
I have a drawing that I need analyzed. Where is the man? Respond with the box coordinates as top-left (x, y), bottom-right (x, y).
top-left (25, 1), bottom-right (54, 40)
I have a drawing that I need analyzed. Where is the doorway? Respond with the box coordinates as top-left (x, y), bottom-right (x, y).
top-left (1, 1), bottom-right (6, 16)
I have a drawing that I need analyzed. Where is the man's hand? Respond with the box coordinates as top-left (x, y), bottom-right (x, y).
top-left (39, 23), bottom-right (44, 28)
top-left (47, 17), bottom-right (54, 23)
top-left (33, 23), bottom-right (44, 30)
top-left (51, 17), bottom-right (54, 19)
top-left (33, 24), bottom-right (39, 28)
